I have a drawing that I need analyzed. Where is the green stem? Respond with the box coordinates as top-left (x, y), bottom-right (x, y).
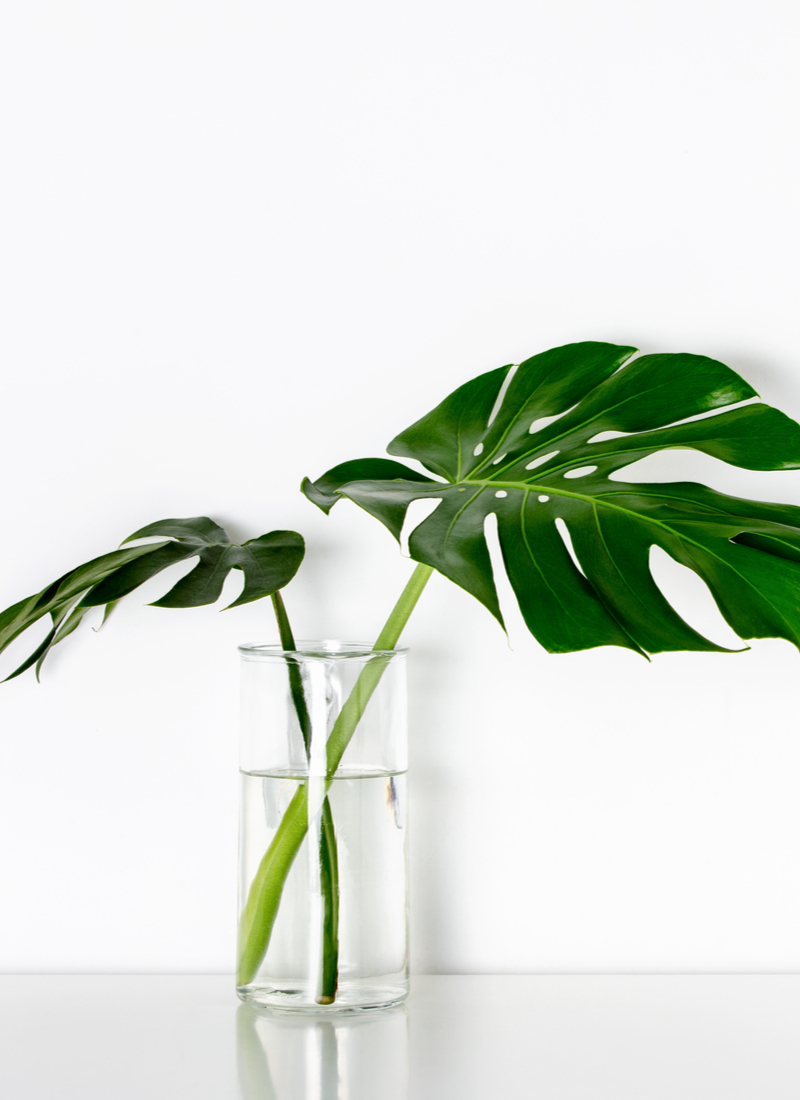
top-left (269, 589), bottom-right (339, 1003)
top-left (236, 563), bottom-right (434, 987)
top-left (317, 798), bottom-right (340, 1005)
top-left (271, 591), bottom-right (311, 751)
top-left (373, 562), bottom-right (434, 651)
top-left (237, 784), bottom-right (309, 985)
top-left (326, 563), bottom-right (433, 777)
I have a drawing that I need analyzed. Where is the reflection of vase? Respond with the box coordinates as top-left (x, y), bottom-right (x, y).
top-left (236, 1003), bottom-right (409, 1100)
top-left (237, 642), bottom-right (409, 1010)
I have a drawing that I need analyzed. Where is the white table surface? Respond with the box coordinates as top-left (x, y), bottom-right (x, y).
top-left (1, 975), bottom-right (799, 1098)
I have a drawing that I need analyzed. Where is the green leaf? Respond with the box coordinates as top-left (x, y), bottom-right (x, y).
top-left (34, 604), bottom-right (93, 681)
top-left (150, 529), bottom-right (305, 610)
top-left (0, 545), bottom-right (164, 660)
top-left (78, 542), bottom-right (199, 606)
top-left (1, 519), bottom-right (305, 681)
top-left (100, 601), bottom-right (119, 626)
top-left (224, 532), bottom-right (308, 610)
top-left (303, 340), bottom-right (800, 656)
top-left (124, 516), bottom-right (232, 543)
top-left (301, 458), bottom-right (435, 538)
top-left (4, 622), bottom-right (60, 683)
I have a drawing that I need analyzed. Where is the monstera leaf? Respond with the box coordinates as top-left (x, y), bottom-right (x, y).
top-left (0, 518), bottom-right (304, 680)
top-left (303, 341), bottom-right (800, 656)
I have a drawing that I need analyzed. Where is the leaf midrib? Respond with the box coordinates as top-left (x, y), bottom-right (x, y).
top-left (472, 373), bottom-right (686, 479)
top-left (516, 489), bottom-right (641, 646)
top-left (444, 477), bottom-right (799, 638)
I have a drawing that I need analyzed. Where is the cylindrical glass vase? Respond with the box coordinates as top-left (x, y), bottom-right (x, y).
top-left (237, 641), bottom-right (409, 1012)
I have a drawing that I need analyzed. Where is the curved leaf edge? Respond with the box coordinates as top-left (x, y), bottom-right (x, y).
top-left (1, 518), bottom-right (305, 682)
top-left (303, 341), bottom-right (800, 658)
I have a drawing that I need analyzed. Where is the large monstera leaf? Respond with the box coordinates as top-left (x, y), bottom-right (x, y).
top-left (303, 341), bottom-right (800, 656)
top-left (0, 518), bottom-right (304, 680)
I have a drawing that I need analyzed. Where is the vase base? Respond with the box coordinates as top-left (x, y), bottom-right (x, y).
top-left (236, 978), bottom-right (409, 1014)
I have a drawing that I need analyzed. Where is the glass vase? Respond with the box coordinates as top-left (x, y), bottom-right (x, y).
top-left (237, 641), bottom-right (409, 1012)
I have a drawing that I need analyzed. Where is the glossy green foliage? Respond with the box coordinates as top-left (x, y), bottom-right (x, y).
top-left (0, 518), bottom-right (304, 680)
top-left (303, 341), bottom-right (800, 656)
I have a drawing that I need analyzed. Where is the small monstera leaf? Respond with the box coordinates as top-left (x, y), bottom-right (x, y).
top-left (0, 518), bottom-right (304, 681)
top-left (303, 341), bottom-right (800, 656)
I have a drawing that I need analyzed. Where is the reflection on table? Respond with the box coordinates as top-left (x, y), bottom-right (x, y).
top-left (2, 976), bottom-right (800, 1099)
top-left (236, 1002), bottom-right (408, 1100)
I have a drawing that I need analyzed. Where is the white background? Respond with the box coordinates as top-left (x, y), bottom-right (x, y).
top-left (1, 0), bottom-right (800, 975)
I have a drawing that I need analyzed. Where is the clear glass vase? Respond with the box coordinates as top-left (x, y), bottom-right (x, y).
top-left (237, 641), bottom-right (409, 1012)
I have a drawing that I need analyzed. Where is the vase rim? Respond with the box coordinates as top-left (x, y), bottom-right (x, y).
top-left (238, 639), bottom-right (408, 661)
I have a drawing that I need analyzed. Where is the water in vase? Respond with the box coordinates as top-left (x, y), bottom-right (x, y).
top-left (238, 769), bottom-right (408, 1011)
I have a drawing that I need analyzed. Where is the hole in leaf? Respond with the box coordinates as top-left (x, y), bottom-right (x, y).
top-left (538, 495), bottom-right (549, 502)
top-left (588, 430), bottom-right (629, 443)
top-left (648, 545), bottom-right (743, 649)
top-left (492, 453), bottom-right (508, 465)
top-left (525, 450), bottom-right (560, 471)
top-left (528, 403), bottom-right (577, 434)
top-left (563, 466), bottom-right (598, 479)
top-left (495, 490), bottom-right (507, 498)
top-left (487, 363), bottom-right (519, 427)
top-left (473, 443), bottom-right (485, 457)
top-left (530, 414), bottom-right (562, 434)
top-left (483, 510), bottom-right (523, 642)
top-left (400, 497), bottom-right (442, 557)
top-left (555, 518), bottom-right (585, 577)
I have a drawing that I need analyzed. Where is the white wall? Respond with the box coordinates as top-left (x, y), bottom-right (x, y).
top-left (2, 0), bottom-right (800, 974)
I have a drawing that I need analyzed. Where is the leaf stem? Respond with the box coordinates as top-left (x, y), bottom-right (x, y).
top-left (236, 562), bottom-right (434, 988)
top-left (237, 784), bottom-right (309, 985)
top-left (270, 589), bottom-right (339, 1002)
top-left (373, 562), bottom-right (435, 651)
top-left (270, 591), bottom-right (311, 751)
top-left (325, 563), bottom-right (433, 776)
top-left (317, 797), bottom-right (340, 1004)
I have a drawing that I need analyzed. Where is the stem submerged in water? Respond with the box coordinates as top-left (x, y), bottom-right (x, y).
top-left (317, 797), bottom-right (340, 1004)
top-left (237, 563), bottom-right (434, 989)
top-left (269, 590), bottom-right (340, 1003)
top-left (237, 782), bottom-right (309, 984)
